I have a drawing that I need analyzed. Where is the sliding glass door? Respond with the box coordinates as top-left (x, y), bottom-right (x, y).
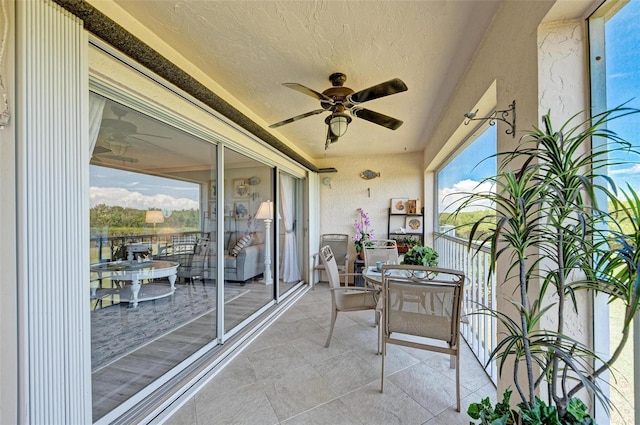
top-left (223, 148), bottom-right (276, 332)
top-left (88, 92), bottom-right (308, 421)
top-left (89, 94), bottom-right (219, 421)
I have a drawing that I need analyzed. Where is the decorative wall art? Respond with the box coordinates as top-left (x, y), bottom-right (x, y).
top-left (390, 198), bottom-right (409, 214)
top-left (405, 216), bottom-right (424, 233)
top-left (209, 180), bottom-right (217, 198)
top-left (407, 199), bottom-right (421, 214)
top-left (247, 176), bottom-right (261, 185)
top-left (234, 201), bottom-right (250, 219)
top-left (232, 178), bottom-right (250, 199)
top-left (360, 169), bottom-right (381, 180)
top-left (209, 180), bottom-right (217, 219)
top-left (209, 202), bottom-right (217, 219)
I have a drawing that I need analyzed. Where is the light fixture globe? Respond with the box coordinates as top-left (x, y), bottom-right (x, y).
top-left (325, 112), bottom-right (352, 137)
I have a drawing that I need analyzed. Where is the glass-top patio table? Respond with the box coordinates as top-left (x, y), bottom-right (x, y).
top-left (90, 260), bottom-right (179, 308)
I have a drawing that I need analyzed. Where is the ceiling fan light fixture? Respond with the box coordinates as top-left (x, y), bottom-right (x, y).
top-left (326, 112), bottom-right (352, 137)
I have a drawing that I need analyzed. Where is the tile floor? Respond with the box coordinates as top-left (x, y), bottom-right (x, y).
top-left (164, 282), bottom-right (496, 425)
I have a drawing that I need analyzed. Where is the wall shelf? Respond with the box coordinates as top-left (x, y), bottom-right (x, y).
top-left (387, 207), bottom-right (424, 251)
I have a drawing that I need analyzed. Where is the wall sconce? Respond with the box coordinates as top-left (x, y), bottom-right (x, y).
top-left (464, 100), bottom-right (516, 138)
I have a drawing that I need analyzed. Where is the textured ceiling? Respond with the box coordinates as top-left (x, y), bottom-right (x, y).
top-left (112, 0), bottom-right (503, 160)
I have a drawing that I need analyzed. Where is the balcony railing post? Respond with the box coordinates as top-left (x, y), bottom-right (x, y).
top-left (435, 232), bottom-right (497, 383)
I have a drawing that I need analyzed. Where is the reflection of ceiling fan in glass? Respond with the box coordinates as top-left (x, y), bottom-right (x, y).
top-left (94, 106), bottom-right (170, 163)
top-left (94, 140), bottom-right (138, 163)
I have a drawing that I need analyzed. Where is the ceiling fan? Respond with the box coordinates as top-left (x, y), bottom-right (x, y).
top-left (100, 105), bottom-right (171, 142)
top-left (270, 72), bottom-right (408, 149)
top-left (94, 105), bottom-right (169, 162)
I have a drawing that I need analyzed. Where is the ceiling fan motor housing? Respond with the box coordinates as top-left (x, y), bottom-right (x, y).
top-left (321, 86), bottom-right (354, 110)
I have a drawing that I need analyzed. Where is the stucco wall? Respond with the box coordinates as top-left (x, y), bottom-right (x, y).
top-left (316, 152), bottom-right (423, 262)
top-left (537, 18), bottom-right (592, 403)
top-left (418, 1), bottom-right (594, 401)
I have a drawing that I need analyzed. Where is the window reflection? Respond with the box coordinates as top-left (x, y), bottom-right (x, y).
top-left (89, 95), bottom-right (218, 421)
top-left (223, 148), bottom-right (276, 332)
top-left (88, 95), bottom-right (306, 421)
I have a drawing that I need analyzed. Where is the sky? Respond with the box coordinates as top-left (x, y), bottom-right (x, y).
top-left (605, 0), bottom-right (640, 189)
top-left (90, 165), bottom-right (199, 211)
top-left (438, 0), bottom-right (640, 213)
top-left (438, 126), bottom-right (497, 213)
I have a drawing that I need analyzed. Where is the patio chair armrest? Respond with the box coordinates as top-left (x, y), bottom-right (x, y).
top-left (337, 272), bottom-right (362, 278)
top-left (328, 286), bottom-right (378, 293)
top-left (312, 252), bottom-right (321, 269)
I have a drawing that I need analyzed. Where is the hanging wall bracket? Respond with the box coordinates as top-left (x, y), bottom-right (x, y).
top-left (464, 100), bottom-right (516, 138)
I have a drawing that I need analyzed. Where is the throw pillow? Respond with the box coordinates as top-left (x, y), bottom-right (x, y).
top-left (231, 234), bottom-right (252, 257)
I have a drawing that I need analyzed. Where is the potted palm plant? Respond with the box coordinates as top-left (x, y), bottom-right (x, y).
top-left (455, 106), bottom-right (640, 424)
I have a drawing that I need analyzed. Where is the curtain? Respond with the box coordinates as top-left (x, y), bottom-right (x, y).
top-left (88, 92), bottom-right (106, 153)
top-left (279, 173), bottom-right (300, 282)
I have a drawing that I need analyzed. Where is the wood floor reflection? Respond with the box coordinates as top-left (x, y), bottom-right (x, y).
top-left (91, 278), bottom-right (296, 422)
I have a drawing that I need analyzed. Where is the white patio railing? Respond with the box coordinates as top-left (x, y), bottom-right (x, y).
top-left (434, 233), bottom-right (497, 384)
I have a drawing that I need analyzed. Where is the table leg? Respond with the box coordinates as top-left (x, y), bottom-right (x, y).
top-left (168, 274), bottom-right (176, 291)
top-left (130, 276), bottom-right (140, 308)
top-left (90, 272), bottom-right (102, 298)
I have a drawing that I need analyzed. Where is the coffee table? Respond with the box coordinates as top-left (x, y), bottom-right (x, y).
top-left (91, 260), bottom-right (179, 308)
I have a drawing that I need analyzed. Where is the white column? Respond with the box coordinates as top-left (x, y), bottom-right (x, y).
top-left (17, 0), bottom-right (91, 422)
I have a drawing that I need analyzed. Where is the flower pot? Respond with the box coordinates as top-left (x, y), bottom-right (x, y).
top-left (358, 250), bottom-right (365, 260)
top-left (397, 244), bottom-right (410, 254)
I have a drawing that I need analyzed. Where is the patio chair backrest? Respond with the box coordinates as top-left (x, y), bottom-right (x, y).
top-left (364, 239), bottom-right (398, 267)
top-left (319, 245), bottom-right (341, 290)
top-left (380, 264), bottom-right (465, 411)
top-left (320, 234), bottom-right (349, 266)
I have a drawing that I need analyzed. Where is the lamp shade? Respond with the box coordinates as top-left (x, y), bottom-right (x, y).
top-left (327, 112), bottom-right (352, 137)
top-left (255, 200), bottom-right (274, 220)
top-left (145, 210), bottom-right (165, 224)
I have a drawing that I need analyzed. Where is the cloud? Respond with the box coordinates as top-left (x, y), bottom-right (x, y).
top-left (90, 187), bottom-right (199, 210)
top-left (439, 179), bottom-right (494, 213)
top-left (610, 164), bottom-right (640, 175)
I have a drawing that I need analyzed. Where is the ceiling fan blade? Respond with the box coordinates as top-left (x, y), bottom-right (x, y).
top-left (269, 109), bottom-right (326, 128)
top-left (348, 78), bottom-right (408, 104)
top-left (282, 83), bottom-right (334, 104)
top-left (99, 154), bottom-right (139, 163)
top-left (134, 132), bottom-right (172, 139)
top-left (93, 145), bottom-right (112, 155)
top-left (352, 107), bottom-right (404, 130)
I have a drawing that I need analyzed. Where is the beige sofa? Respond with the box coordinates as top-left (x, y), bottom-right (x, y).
top-left (223, 231), bottom-right (265, 282)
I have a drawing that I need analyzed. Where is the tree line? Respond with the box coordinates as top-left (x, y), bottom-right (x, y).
top-left (90, 204), bottom-right (199, 234)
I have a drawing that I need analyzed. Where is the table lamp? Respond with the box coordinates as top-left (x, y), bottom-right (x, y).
top-left (255, 200), bottom-right (274, 285)
top-left (145, 210), bottom-right (164, 232)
